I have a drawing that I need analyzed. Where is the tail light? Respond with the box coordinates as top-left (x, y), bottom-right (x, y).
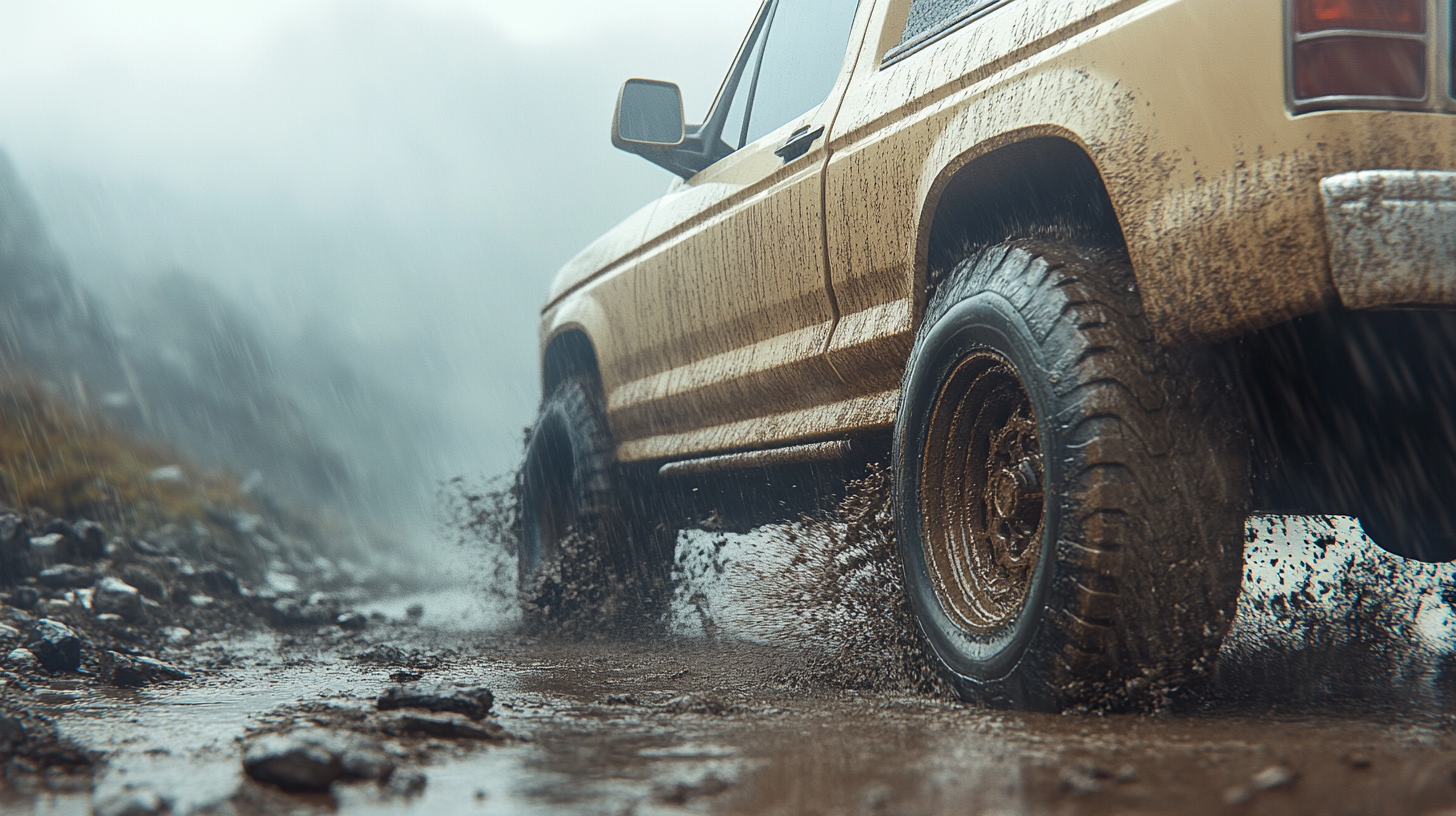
top-left (1289, 0), bottom-right (1429, 112)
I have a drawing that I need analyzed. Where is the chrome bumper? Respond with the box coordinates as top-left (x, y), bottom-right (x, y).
top-left (1322, 170), bottom-right (1456, 310)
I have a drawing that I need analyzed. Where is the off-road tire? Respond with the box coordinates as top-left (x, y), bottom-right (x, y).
top-left (894, 241), bottom-right (1249, 711)
top-left (518, 377), bottom-right (669, 634)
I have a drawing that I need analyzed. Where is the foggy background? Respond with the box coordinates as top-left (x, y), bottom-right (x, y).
top-left (0, 0), bottom-right (759, 532)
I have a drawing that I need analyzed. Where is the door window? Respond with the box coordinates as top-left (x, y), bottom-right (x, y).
top-left (714, 0), bottom-right (861, 152)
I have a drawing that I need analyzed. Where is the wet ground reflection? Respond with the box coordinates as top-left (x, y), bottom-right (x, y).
top-left (5, 515), bottom-right (1456, 815)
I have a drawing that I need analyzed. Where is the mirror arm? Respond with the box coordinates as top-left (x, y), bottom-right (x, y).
top-left (627, 125), bottom-right (730, 180)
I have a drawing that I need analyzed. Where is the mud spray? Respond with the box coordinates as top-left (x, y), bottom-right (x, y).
top-left (454, 466), bottom-right (1456, 711)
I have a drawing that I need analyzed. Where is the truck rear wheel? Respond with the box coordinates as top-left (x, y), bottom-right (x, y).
top-left (893, 241), bottom-right (1248, 710)
top-left (518, 377), bottom-right (668, 634)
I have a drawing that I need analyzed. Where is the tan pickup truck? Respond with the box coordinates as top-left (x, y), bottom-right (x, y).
top-left (522, 0), bottom-right (1456, 709)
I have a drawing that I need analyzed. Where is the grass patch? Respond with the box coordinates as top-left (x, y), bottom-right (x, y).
top-left (0, 378), bottom-right (250, 528)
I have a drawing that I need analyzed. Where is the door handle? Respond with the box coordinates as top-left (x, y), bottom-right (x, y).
top-left (774, 125), bottom-right (825, 162)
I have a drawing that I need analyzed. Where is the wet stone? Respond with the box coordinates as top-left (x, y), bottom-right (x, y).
top-left (26, 619), bottom-right (81, 672)
top-left (36, 564), bottom-right (95, 589)
top-left (354, 643), bottom-right (408, 663)
top-left (120, 566), bottom-right (166, 602)
top-left (93, 787), bottom-right (167, 816)
top-left (269, 598), bottom-right (332, 628)
top-left (27, 533), bottom-right (75, 567)
top-left (0, 714), bottom-right (25, 748)
top-left (1224, 764), bottom-right (1299, 805)
top-left (336, 611), bottom-right (368, 631)
top-left (93, 577), bottom-right (146, 622)
top-left (340, 746), bottom-right (396, 781)
top-left (101, 651), bottom-right (191, 687)
top-left (0, 623), bottom-right (20, 644)
top-left (385, 769), bottom-right (427, 797)
top-left (384, 711), bottom-right (506, 742)
top-left (5, 647), bottom-right (37, 669)
top-left (6, 587), bottom-right (39, 611)
top-left (662, 694), bottom-right (731, 716)
top-left (72, 520), bottom-right (107, 560)
top-left (377, 683), bottom-right (494, 720)
top-left (162, 627), bottom-right (192, 647)
top-left (242, 732), bottom-right (345, 793)
top-left (389, 670), bottom-right (423, 683)
top-left (196, 566), bottom-right (241, 596)
top-left (1060, 761), bottom-right (1112, 795)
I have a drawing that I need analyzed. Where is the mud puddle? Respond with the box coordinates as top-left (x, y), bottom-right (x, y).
top-left (7, 513), bottom-right (1456, 814)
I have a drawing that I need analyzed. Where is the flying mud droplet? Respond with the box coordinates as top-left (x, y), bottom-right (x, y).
top-left (1220, 514), bottom-right (1456, 710)
top-left (671, 466), bottom-right (949, 695)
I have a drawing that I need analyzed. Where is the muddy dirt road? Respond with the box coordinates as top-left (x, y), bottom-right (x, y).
top-left (6, 515), bottom-right (1456, 816)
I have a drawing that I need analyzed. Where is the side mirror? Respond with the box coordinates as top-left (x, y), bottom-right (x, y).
top-left (612, 79), bottom-right (685, 149)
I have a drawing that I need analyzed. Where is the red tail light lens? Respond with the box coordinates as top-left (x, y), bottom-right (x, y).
top-left (1293, 37), bottom-right (1427, 100)
top-left (1294, 0), bottom-right (1425, 34)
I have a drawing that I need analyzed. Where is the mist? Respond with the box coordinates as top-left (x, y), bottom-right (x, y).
top-left (0, 0), bottom-right (758, 529)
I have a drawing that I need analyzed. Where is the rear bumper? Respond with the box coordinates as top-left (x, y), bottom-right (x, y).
top-left (1322, 171), bottom-right (1456, 310)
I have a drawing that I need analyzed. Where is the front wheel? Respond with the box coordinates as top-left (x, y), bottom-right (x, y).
top-left (518, 377), bottom-right (669, 634)
top-left (894, 241), bottom-right (1249, 711)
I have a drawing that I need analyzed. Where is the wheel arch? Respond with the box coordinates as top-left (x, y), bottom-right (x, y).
top-left (913, 130), bottom-right (1128, 324)
top-left (541, 328), bottom-right (602, 400)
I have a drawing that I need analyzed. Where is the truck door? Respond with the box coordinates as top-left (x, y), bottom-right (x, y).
top-left (606, 0), bottom-right (870, 462)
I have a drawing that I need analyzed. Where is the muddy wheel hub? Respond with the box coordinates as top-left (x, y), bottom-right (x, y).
top-left (920, 351), bottom-right (1045, 633)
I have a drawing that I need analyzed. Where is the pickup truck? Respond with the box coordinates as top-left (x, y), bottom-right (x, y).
top-left (521, 0), bottom-right (1456, 710)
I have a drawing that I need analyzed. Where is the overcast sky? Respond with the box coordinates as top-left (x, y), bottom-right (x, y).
top-left (0, 0), bottom-right (761, 487)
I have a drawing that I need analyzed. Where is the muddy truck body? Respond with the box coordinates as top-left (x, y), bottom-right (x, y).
top-left (523, 0), bottom-right (1456, 708)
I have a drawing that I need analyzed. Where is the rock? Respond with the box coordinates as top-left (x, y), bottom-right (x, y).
top-left (93, 577), bottom-right (146, 622)
top-left (1224, 764), bottom-right (1299, 805)
top-left (26, 619), bottom-right (81, 672)
top-left (405, 604), bottom-right (425, 622)
top-left (120, 566), bottom-right (166, 602)
top-left (40, 518), bottom-right (77, 540)
top-left (264, 570), bottom-right (300, 594)
top-left (385, 769), bottom-right (427, 797)
top-left (336, 611), bottom-right (368, 631)
top-left (197, 567), bottom-right (240, 596)
top-left (37, 564), bottom-right (95, 589)
top-left (1251, 765), bottom-right (1298, 791)
top-left (93, 787), bottom-right (167, 816)
top-left (36, 598), bottom-right (74, 619)
top-left (101, 651), bottom-right (191, 687)
top-left (5, 648), bottom-right (37, 669)
top-left (352, 643), bottom-right (408, 663)
top-left (662, 694), bottom-right (731, 716)
top-left (0, 714), bottom-right (24, 748)
top-left (268, 598), bottom-right (331, 628)
top-left (129, 539), bottom-right (166, 557)
top-left (389, 670), bottom-right (423, 683)
top-left (242, 732), bottom-right (344, 793)
top-left (0, 624), bottom-right (19, 644)
top-left (162, 627), bottom-right (192, 647)
top-left (27, 533), bottom-right (73, 569)
top-left (72, 521), bottom-right (107, 560)
top-left (6, 587), bottom-right (39, 611)
top-left (1059, 762), bottom-right (1111, 795)
top-left (189, 594), bottom-right (214, 608)
top-left (377, 683), bottom-right (494, 720)
top-left (0, 513), bottom-right (27, 544)
top-left (383, 711), bottom-right (506, 742)
top-left (340, 746), bottom-right (396, 781)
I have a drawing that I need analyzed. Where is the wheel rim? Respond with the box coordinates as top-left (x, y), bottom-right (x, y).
top-left (919, 350), bottom-right (1045, 633)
